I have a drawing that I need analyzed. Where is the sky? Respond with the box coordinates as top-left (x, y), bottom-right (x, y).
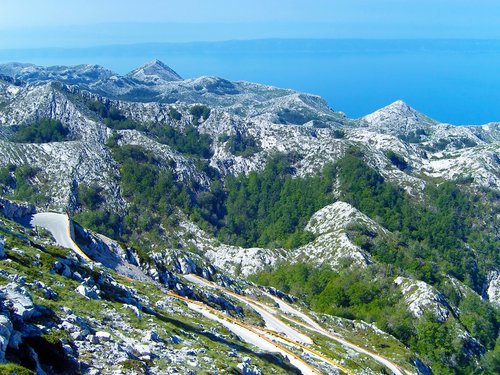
top-left (1, 0), bottom-right (500, 48)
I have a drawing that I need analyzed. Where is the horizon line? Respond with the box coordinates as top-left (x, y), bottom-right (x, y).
top-left (2, 37), bottom-right (500, 52)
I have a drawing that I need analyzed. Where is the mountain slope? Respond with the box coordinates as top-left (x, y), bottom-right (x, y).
top-left (0, 61), bottom-right (499, 374)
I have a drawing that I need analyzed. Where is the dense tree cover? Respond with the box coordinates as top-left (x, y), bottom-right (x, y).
top-left (66, 132), bottom-right (500, 373)
top-left (332, 129), bottom-right (345, 139)
top-left (189, 105), bottom-right (211, 124)
top-left (77, 185), bottom-right (104, 211)
top-left (0, 165), bottom-right (46, 203)
top-left (96, 145), bottom-right (221, 245)
top-left (147, 123), bottom-right (213, 158)
top-left (218, 154), bottom-right (334, 248)
top-left (89, 98), bottom-right (212, 158)
top-left (251, 262), bottom-right (499, 374)
top-left (168, 107), bottom-right (182, 121)
top-left (87, 100), bottom-right (142, 130)
top-left (222, 131), bottom-right (261, 157)
top-left (0, 165), bottom-right (16, 193)
top-left (13, 119), bottom-right (69, 143)
top-left (336, 150), bottom-right (498, 291)
top-left (74, 184), bottom-right (121, 238)
top-left (385, 150), bottom-right (409, 171)
top-left (74, 210), bottom-right (121, 239)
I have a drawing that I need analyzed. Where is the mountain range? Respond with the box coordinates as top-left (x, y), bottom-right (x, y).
top-left (0, 60), bottom-right (499, 374)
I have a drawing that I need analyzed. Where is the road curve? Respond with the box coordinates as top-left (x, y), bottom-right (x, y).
top-left (184, 274), bottom-right (408, 375)
top-left (185, 301), bottom-right (319, 375)
top-left (267, 294), bottom-right (408, 375)
top-left (30, 212), bottom-right (91, 261)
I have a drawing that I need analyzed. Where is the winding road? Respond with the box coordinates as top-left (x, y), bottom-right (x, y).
top-left (183, 274), bottom-right (410, 375)
top-left (25, 212), bottom-right (409, 374)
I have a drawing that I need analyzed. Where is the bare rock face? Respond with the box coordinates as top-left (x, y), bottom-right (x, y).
top-left (362, 100), bottom-right (437, 135)
top-left (394, 277), bottom-right (451, 322)
top-left (0, 198), bottom-right (36, 220)
top-left (0, 314), bottom-right (13, 362)
top-left (486, 270), bottom-right (500, 306)
top-left (0, 234), bottom-right (5, 259)
top-left (126, 59), bottom-right (183, 83)
top-left (295, 202), bottom-right (386, 269)
top-left (0, 283), bottom-right (35, 321)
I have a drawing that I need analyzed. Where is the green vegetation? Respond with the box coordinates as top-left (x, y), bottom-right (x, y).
top-left (13, 119), bottom-right (69, 143)
top-left (249, 150), bottom-right (500, 374)
top-left (223, 131), bottom-right (261, 157)
top-left (168, 107), bottom-right (182, 120)
top-left (398, 129), bottom-right (427, 143)
top-left (0, 165), bottom-right (46, 204)
top-left (251, 262), bottom-right (499, 374)
top-left (385, 150), bottom-right (409, 171)
top-left (0, 215), bottom-right (295, 375)
top-left (0, 363), bottom-right (35, 375)
top-left (147, 123), bottom-right (213, 158)
top-left (111, 145), bottom-right (194, 244)
top-left (336, 149), bottom-right (499, 291)
top-left (332, 129), bottom-right (345, 139)
top-left (86, 100), bottom-right (141, 130)
top-left (276, 108), bottom-right (313, 125)
top-left (77, 184), bottom-right (104, 210)
top-left (219, 154), bottom-right (334, 248)
top-left (0, 165), bottom-right (16, 193)
top-left (189, 104), bottom-right (211, 123)
top-left (88, 98), bottom-right (212, 158)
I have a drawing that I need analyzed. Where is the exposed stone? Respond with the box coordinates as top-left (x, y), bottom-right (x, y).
top-left (0, 235), bottom-right (5, 259)
top-left (8, 330), bottom-right (22, 350)
top-left (0, 314), bottom-right (13, 361)
top-left (95, 331), bottom-right (111, 342)
top-left (395, 277), bottom-right (450, 322)
top-left (0, 283), bottom-right (35, 321)
top-left (75, 284), bottom-right (100, 300)
top-left (0, 198), bottom-right (36, 220)
top-left (486, 270), bottom-right (500, 306)
top-left (142, 330), bottom-right (161, 343)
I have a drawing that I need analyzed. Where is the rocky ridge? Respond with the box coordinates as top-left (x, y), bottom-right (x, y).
top-left (0, 60), bottom-right (499, 373)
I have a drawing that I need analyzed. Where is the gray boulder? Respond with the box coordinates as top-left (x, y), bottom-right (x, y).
top-left (0, 235), bottom-right (5, 259)
top-left (0, 283), bottom-right (35, 320)
top-left (75, 285), bottom-right (100, 300)
top-left (0, 314), bottom-right (13, 361)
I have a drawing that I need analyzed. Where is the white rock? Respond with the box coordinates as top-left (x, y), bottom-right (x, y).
top-left (0, 235), bottom-right (5, 259)
top-left (486, 270), bottom-right (500, 306)
top-left (394, 277), bottom-right (450, 322)
top-left (134, 344), bottom-right (151, 356)
top-left (95, 331), bottom-right (111, 341)
top-left (0, 283), bottom-right (35, 320)
top-left (0, 314), bottom-right (13, 361)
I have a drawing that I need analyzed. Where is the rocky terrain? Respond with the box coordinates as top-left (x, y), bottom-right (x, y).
top-left (0, 60), bottom-right (499, 374)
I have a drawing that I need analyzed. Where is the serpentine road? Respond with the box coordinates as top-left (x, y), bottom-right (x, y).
top-left (25, 212), bottom-right (408, 374)
top-left (184, 274), bottom-right (409, 375)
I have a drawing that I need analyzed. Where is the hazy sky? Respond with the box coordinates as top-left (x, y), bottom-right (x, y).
top-left (1, 0), bottom-right (500, 48)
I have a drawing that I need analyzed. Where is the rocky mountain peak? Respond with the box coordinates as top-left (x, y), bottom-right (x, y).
top-left (127, 59), bottom-right (182, 83)
top-left (361, 99), bottom-right (437, 134)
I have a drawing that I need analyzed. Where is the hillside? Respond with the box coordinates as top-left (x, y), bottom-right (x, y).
top-left (0, 61), bottom-right (499, 374)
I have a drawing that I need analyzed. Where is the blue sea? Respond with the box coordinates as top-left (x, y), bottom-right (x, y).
top-left (1, 39), bottom-right (499, 125)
